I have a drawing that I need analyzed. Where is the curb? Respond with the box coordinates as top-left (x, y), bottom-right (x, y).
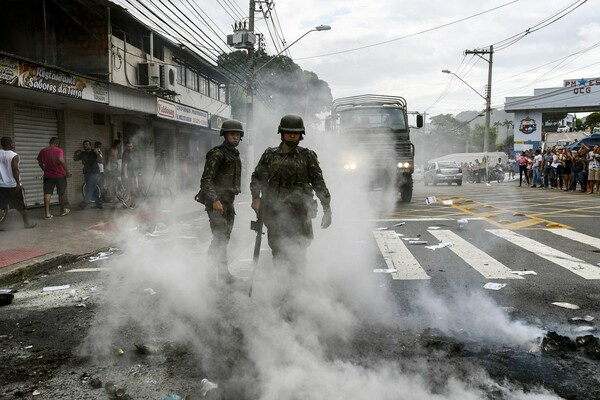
top-left (0, 247), bottom-right (113, 285)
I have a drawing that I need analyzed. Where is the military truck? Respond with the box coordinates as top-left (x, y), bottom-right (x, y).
top-left (327, 94), bottom-right (423, 202)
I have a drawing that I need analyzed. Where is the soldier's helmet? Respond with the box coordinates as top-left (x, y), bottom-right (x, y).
top-left (278, 114), bottom-right (305, 134)
top-left (220, 119), bottom-right (244, 137)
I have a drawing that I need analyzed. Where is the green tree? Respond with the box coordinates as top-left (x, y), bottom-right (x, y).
top-left (585, 112), bottom-right (600, 130)
top-left (217, 51), bottom-right (332, 125)
top-left (502, 119), bottom-right (514, 138)
top-left (427, 114), bottom-right (471, 156)
top-left (497, 134), bottom-right (514, 152)
top-left (469, 124), bottom-right (498, 152)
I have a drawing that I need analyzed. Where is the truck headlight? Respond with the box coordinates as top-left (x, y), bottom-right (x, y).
top-left (344, 163), bottom-right (357, 170)
top-left (397, 162), bottom-right (411, 168)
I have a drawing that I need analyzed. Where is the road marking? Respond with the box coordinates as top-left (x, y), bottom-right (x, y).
top-left (373, 231), bottom-right (430, 280)
top-left (545, 228), bottom-right (600, 250)
top-left (488, 229), bottom-right (600, 280)
top-left (428, 230), bottom-right (524, 280)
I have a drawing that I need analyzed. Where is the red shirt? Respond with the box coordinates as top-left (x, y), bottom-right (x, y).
top-left (37, 147), bottom-right (66, 178)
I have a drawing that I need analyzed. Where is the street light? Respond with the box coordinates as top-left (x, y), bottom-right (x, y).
top-left (442, 68), bottom-right (492, 160)
top-left (255, 25), bottom-right (331, 73)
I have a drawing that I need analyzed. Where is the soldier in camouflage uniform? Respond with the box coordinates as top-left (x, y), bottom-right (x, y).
top-left (250, 114), bottom-right (332, 269)
top-left (198, 120), bottom-right (243, 284)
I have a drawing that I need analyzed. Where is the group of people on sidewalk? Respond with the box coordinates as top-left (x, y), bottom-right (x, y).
top-left (517, 144), bottom-right (600, 193)
top-left (197, 114), bottom-right (332, 285)
top-left (0, 134), bottom-right (143, 229)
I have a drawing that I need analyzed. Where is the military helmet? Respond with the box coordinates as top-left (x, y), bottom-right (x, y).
top-left (278, 114), bottom-right (305, 134)
top-left (220, 119), bottom-right (244, 137)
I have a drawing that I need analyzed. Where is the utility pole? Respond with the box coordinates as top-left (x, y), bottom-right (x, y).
top-left (246, 0), bottom-right (255, 184)
top-left (464, 45), bottom-right (493, 154)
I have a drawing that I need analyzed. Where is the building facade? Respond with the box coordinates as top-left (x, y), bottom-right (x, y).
top-left (0, 0), bottom-right (231, 206)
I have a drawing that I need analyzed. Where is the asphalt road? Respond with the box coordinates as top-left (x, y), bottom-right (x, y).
top-left (1, 176), bottom-right (599, 399)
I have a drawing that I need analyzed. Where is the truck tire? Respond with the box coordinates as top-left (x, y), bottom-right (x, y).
top-left (399, 174), bottom-right (413, 203)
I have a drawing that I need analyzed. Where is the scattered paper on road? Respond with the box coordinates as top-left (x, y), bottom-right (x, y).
top-left (409, 240), bottom-right (428, 245)
top-left (402, 237), bottom-right (420, 241)
top-left (442, 200), bottom-right (453, 205)
top-left (457, 218), bottom-right (468, 228)
top-left (569, 316), bottom-right (594, 323)
top-left (373, 269), bottom-right (398, 273)
top-left (43, 284), bottom-right (71, 292)
top-left (551, 302), bottom-right (580, 310)
top-left (427, 226), bottom-right (442, 230)
top-left (510, 270), bottom-right (538, 276)
top-left (425, 196), bottom-right (437, 205)
top-left (393, 222), bottom-right (405, 227)
top-left (375, 227), bottom-right (388, 231)
top-left (425, 242), bottom-right (452, 250)
top-left (484, 282), bottom-right (507, 290)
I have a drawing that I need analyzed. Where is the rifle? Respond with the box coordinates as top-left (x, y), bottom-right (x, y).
top-left (248, 213), bottom-right (264, 297)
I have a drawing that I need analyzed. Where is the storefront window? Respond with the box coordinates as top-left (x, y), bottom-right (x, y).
top-left (186, 68), bottom-right (198, 91)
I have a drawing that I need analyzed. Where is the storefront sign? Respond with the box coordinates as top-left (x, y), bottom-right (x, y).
top-left (210, 114), bottom-right (224, 131)
top-left (156, 98), bottom-right (208, 127)
top-left (563, 77), bottom-right (600, 95)
top-left (0, 55), bottom-right (108, 103)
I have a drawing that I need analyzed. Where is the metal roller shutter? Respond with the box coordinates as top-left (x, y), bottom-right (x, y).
top-left (13, 105), bottom-right (58, 207)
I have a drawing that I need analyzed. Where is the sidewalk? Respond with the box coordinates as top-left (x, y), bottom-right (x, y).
top-left (0, 201), bottom-right (171, 283)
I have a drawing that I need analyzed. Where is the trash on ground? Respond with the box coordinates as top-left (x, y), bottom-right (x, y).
top-left (569, 315), bottom-right (595, 324)
top-left (402, 237), bottom-right (420, 241)
top-left (375, 227), bottom-right (388, 231)
top-left (457, 219), bottom-right (468, 229)
top-left (135, 343), bottom-right (160, 355)
top-left (373, 269), bottom-right (397, 273)
top-left (105, 382), bottom-right (126, 398)
top-left (484, 282), bottom-right (507, 290)
top-left (573, 326), bottom-right (596, 333)
top-left (510, 270), bottom-right (538, 276)
top-left (552, 302), bottom-right (580, 310)
top-left (427, 226), bottom-right (442, 230)
top-left (409, 240), bottom-right (428, 245)
top-left (0, 293), bottom-right (14, 306)
top-left (424, 242), bottom-right (452, 250)
top-left (164, 395), bottom-right (182, 400)
top-left (89, 255), bottom-right (110, 262)
top-left (0, 288), bottom-right (17, 294)
top-left (425, 196), bottom-right (437, 205)
top-left (76, 303), bottom-right (86, 308)
top-left (32, 390), bottom-right (40, 396)
top-left (115, 347), bottom-right (124, 355)
top-left (199, 378), bottom-right (218, 396)
top-left (144, 288), bottom-right (157, 296)
top-left (42, 284), bottom-right (71, 292)
top-left (542, 331), bottom-right (576, 352)
top-left (442, 200), bottom-right (453, 205)
top-left (393, 222), bottom-right (405, 227)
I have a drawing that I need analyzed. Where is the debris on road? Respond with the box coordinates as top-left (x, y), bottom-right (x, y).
top-left (442, 200), bottom-right (453, 205)
top-left (424, 242), bottom-right (452, 250)
top-left (509, 270), bottom-right (538, 276)
top-left (425, 196), bottom-right (437, 205)
top-left (551, 302), bottom-right (580, 310)
top-left (375, 227), bottom-right (388, 231)
top-left (457, 218), bottom-right (468, 229)
top-left (135, 343), bottom-right (160, 355)
top-left (199, 378), bottom-right (218, 396)
top-left (408, 240), bottom-right (428, 245)
top-left (373, 269), bottom-right (397, 273)
top-left (484, 283), bottom-right (507, 290)
top-left (42, 284), bottom-right (70, 292)
top-left (393, 222), bottom-right (405, 227)
top-left (569, 316), bottom-right (595, 324)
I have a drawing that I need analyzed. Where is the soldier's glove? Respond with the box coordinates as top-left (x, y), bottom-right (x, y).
top-left (321, 209), bottom-right (332, 229)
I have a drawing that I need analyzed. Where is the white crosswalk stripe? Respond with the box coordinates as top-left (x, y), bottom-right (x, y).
top-left (373, 231), bottom-right (431, 280)
top-left (544, 228), bottom-right (600, 250)
top-left (488, 229), bottom-right (600, 280)
top-left (428, 230), bottom-right (524, 280)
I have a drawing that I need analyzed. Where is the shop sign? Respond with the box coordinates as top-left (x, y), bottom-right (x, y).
top-left (563, 77), bottom-right (600, 95)
top-left (156, 98), bottom-right (208, 127)
top-left (0, 55), bottom-right (108, 103)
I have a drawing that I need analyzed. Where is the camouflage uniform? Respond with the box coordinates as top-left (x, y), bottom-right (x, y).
top-left (250, 143), bottom-right (331, 267)
top-left (200, 141), bottom-right (241, 277)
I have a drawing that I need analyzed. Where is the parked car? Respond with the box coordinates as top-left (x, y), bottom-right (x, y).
top-left (424, 161), bottom-right (463, 186)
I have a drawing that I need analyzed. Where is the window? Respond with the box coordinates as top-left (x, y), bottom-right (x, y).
top-left (199, 75), bottom-right (208, 95)
top-left (209, 80), bottom-right (219, 100)
top-left (172, 60), bottom-right (184, 85)
top-left (219, 84), bottom-right (228, 103)
top-left (186, 68), bottom-right (198, 91)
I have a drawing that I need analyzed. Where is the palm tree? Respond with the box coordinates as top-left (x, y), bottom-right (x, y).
top-left (502, 119), bottom-right (514, 138)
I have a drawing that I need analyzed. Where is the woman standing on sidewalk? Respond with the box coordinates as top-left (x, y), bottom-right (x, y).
top-left (518, 152), bottom-right (529, 186)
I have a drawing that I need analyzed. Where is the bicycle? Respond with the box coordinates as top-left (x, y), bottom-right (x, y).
top-left (0, 185), bottom-right (27, 224)
top-left (81, 171), bottom-right (131, 207)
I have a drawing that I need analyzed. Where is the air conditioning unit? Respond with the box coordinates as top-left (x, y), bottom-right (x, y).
top-left (138, 62), bottom-right (160, 86)
top-left (160, 65), bottom-right (177, 91)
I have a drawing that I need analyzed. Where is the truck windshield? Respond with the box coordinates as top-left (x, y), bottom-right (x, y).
top-left (339, 108), bottom-right (407, 131)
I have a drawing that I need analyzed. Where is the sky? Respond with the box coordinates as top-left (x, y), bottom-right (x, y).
top-left (113, 0), bottom-right (600, 120)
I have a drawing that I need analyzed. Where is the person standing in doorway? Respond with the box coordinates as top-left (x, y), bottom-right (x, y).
top-left (37, 137), bottom-right (71, 219)
top-left (197, 120), bottom-right (243, 284)
top-left (0, 136), bottom-right (36, 229)
top-left (250, 114), bottom-right (332, 272)
top-left (74, 140), bottom-right (102, 209)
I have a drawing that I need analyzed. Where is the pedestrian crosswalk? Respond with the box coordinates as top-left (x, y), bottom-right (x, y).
top-left (373, 226), bottom-right (600, 281)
